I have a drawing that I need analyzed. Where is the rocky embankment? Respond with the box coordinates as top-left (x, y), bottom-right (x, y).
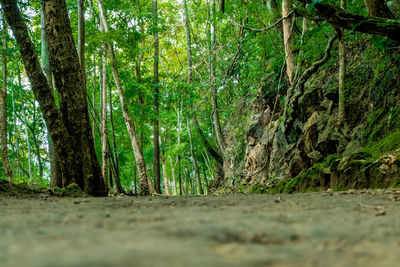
top-left (240, 38), bottom-right (400, 193)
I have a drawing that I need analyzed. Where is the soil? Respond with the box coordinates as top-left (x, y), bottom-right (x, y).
top-left (1, 190), bottom-right (399, 267)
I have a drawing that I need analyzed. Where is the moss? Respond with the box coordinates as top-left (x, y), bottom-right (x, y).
top-left (0, 179), bottom-right (12, 192)
top-left (322, 154), bottom-right (341, 169)
top-left (15, 182), bottom-right (30, 192)
top-left (392, 179), bottom-right (400, 188)
top-left (283, 177), bottom-right (299, 194)
top-left (50, 183), bottom-right (87, 197)
top-left (332, 187), bottom-right (349, 192)
top-left (249, 184), bottom-right (269, 194)
top-left (364, 130), bottom-right (400, 158)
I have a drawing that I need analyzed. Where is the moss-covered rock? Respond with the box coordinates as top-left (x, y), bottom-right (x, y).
top-left (50, 183), bottom-right (87, 197)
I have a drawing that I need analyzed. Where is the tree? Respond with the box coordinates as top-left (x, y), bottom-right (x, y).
top-left (0, 16), bottom-right (13, 182)
top-left (282, 0), bottom-right (294, 84)
top-left (97, 0), bottom-right (151, 196)
top-left (153, 0), bottom-right (161, 194)
top-left (40, 3), bottom-right (61, 187)
top-left (337, 0), bottom-right (346, 123)
top-left (2, 0), bottom-right (107, 196)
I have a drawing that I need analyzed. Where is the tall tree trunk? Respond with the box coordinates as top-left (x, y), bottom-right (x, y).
top-left (97, 0), bottom-right (151, 195)
top-left (338, 0), bottom-right (346, 123)
top-left (152, 0), bottom-right (161, 194)
top-left (11, 69), bottom-right (20, 177)
top-left (202, 165), bottom-right (209, 193)
top-left (160, 136), bottom-right (170, 195)
top-left (44, 0), bottom-right (106, 195)
top-left (208, 0), bottom-right (227, 160)
top-left (187, 118), bottom-right (203, 194)
top-left (183, 0), bottom-right (203, 195)
top-left (282, 0), bottom-right (295, 84)
top-left (41, 3), bottom-right (62, 187)
top-left (92, 51), bottom-right (96, 141)
top-left (77, 0), bottom-right (86, 87)
top-left (30, 125), bottom-right (44, 179)
top-left (100, 46), bottom-right (108, 192)
top-left (364, 0), bottom-right (394, 18)
top-left (134, 165), bottom-right (137, 195)
top-left (108, 77), bottom-right (123, 193)
top-left (0, 17), bottom-right (13, 182)
top-left (17, 69), bottom-right (33, 182)
top-left (183, 0), bottom-right (192, 84)
top-left (170, 156), bottom-right (178, 196)
top-left (135, 0), bottom-right (145, 151)
top-left (3, 0), bottom-right (107, 195)
top-left (177, 106), bottom-right (183, 196)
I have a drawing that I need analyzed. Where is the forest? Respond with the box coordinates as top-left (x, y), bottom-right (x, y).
top-left (0, 0), bottom-right (399, 196)
top-left (0, 0), bottom-right (400, 266)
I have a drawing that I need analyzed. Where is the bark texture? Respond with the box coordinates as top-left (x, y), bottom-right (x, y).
top-left (40, 3), bottom-right (62, 187)
top-left (43, 0), bottom-right (106, 195)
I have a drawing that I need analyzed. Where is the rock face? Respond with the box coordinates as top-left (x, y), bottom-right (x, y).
top-left (240, 42), bottom-right (400, 192)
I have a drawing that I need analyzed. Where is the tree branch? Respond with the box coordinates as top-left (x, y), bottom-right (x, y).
top-left (294, 3), bottom-right (400, 41)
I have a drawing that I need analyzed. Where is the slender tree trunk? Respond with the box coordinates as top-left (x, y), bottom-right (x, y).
top-left (207, 0), bottom-right (227, 160)
top-left (338, 0), bottom-right (346, 123)
top-left (183, 0), bottom-right (192, 84)
top-left (11, 71), bottom-right (19, 177)
top-left (17, 69), bottom-right (33, 182)
top-left (98, 0), bottom-right (151, 195)
top-left (30, 125), bottom-right (44, 179)
top-left (0, 17), bottom-right (13, 182)
top-left (160, 136), bottom-right (170, 195)
top-left (152, 0), bottom-right (161, 194)
top-left (177, 106), bottom-right (183, 196)
top-left (109, 84), bottom-right (123, 194)
top-left (202, 165), bottom-right (209, 193)
top-left (170, 156), bottom-right (178, 196)
top-left (77, 0), bottom-right (86, 88)
top-left (187, 118), bottom-right (203, 194)
top-left (134, 165), bottom-right (137, 195)
top-left (100, 46), bottom-right (108, 192)
top-left (282, 0), bottom-right (295, 84)
top-left (135, 0), bottom-right (145, 150)
top-left (92, 52), bottom-right (96, 141)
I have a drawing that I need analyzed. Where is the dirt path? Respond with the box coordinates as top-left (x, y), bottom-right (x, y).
top-left (1, 190), bottom-right (399, 267)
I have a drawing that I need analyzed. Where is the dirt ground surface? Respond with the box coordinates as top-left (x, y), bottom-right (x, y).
top-left (1, 190), bottom-right (400, 267)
